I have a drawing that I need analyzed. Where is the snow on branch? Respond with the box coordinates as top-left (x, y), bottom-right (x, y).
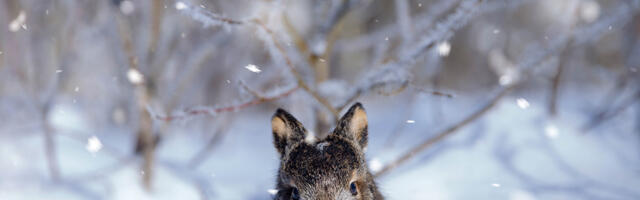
top-left (401, 0), bottom-right (483, 62)
top-left (174, 0), bottom-right (340, 119)
top-left (337, 0), bottom-right (483, 109)
top-left (174, 1), bottom-right (244, 27)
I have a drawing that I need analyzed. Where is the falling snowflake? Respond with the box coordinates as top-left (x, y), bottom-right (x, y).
top-left (493, 29), bottom-right (500, 34)
top-left (245, 64), bottom-right (262, 73)
top-left (545, 123), bottom-right (559, 139)
top-left (267, 189), bottom-right (278, 195)
top-left (437, 41), bottom-right (451, 57)
top-left (120, 1), bottom-right (135, 15)
top-left (406, 120), bottom-right (415, 124)
top-left (369, 158), bottom-right (383, 173)
top-left (492, 183), bottom-right (501, 188)
top-left (127, 68), bottom-right (144, 84)
top-left (516, 98), bottom-right (530, 109)
top-left (55, 69), bottom-right (63, 73)
top-left (74, 86), bottom-right (80, 92)
top-left (580, 1), bottom-right (600, 23)
top-left (175, 1), bottom-right (188, 10)
top-left (86, 136), bottom-right (103, 153)
top-left (499, 75), bottom-right (514, 86)
top-left (9, 11), bottom-right (26, 32)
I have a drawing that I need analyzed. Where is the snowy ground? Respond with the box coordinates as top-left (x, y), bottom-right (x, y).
top-left (1, 84), bottom-right (638, 200)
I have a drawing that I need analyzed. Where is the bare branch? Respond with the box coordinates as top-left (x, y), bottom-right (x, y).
top-left (187, 122), bottom-right (231, 169)
top-left (43, 108), bottom-right (61, 181)
top-left (374, 85), bottom-right (515, 177)
top-left (154, 86), bottom-right (299, 122)
top-left (584, 90), bottom-right (640, 131)
top-left (175, 3), bottom-right (340, 120)
top-left (175, 1), bottom-right (244, 27)
top-left (253, 19), bottom-right (340, 120)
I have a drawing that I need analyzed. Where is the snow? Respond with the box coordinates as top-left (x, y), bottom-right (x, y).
top-left (127, 68), bottom-right (144, 84)
top-left (244, 64), bottom-right (262, 73)
top-left (369, 158), bottom-right (383, 173)
top-left (516, 98), bottom-right (530, 109)
top-left (119, 1), bottom-right (135, 15)
top-left (175, 2), bottom-right (187, 10)
top-left (4, 84), bottom-right (637, 199)
top-left (437, 41), bottom-right (452, 57)
top-left (86, 136), bottom-right (103, 154)
top-left (579, 1), bottom-right (600, 23)
top-left (1, 0), bottom-right (638, 199)
top-left (9, 11), bottom-right (26, 32)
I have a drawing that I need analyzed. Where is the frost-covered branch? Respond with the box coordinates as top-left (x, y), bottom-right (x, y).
top-left (174, 1), bottom-right (244, 27)
top-left (253, 19), bottom-right (341, 119)
top-left (374, 1), bottom-right (638, 176)
top-left (337, 0), bottom-right (483, 109)
top-left (174, 1), bottom-right (340, 120)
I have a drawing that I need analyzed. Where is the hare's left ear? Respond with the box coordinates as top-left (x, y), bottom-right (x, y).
top-left (272, 108), bottom-right (307, 155)
top-left (332, 102), bottom-right (368, 149)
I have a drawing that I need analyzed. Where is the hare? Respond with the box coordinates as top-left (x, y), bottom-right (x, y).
top-left (271, 103), bottom-right (383, 200)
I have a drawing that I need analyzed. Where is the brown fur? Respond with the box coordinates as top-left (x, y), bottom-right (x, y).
top-left (272, 103), bottom-right (384, 200)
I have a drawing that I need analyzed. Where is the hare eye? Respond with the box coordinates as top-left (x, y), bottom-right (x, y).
top-left (291, 187), bottom-right (300, 200)
top-left (349, 182), bottom-right (358, 195)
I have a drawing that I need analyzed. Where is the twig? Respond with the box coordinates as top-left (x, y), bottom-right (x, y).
top-left (175, 1), bottom-right (244, 26)
top-left (548, 45), bottom-right (570, 116)
top-left (175, 2), bottom-right (340, 120)
top-left (42, 106), bottom-right (61, 181)
top-left (410, 83), bottom-right (454, 98)
top-left (337, 0), bottom-right (482, 111)
top-left (154, 86), bottom-right (299, 122)
top-left (549, 2), bottom-right (579, 116)
top-left (253, 19), bottom-right (340, 120)
top-left (373, 1), bottom-right (636, 176)
top-left (583, 90), bottom-right (640, 131)
top-left (187, 121), bottom-right (231, 169)
top-left (374, 85), bottom-right (515, 177)
top-left (115, 8), bottom-right (155, 190)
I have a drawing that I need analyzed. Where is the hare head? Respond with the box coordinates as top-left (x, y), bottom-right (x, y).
top-left (271, 103), bottom-right (383, 200)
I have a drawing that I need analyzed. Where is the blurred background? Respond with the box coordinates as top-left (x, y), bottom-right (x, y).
top-left (1, 0), bottom-right (639, 199)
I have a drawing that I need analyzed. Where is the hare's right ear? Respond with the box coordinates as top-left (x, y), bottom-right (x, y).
top-left (272, 108), bottom-right (306, 155)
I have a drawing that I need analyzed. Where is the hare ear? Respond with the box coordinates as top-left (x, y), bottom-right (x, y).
top-left (332, 103), bottom-right (368, 149)
top-left (272, 108), bottom-right (307, 155)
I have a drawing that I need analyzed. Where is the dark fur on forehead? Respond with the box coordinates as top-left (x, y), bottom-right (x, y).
top-left (283, 136), bottom-right (363, 185)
